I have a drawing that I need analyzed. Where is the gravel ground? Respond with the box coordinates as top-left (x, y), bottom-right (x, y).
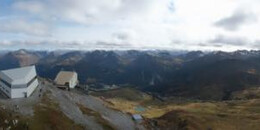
top-left (47, 84), bottom-right (104, 130)
top-left (45, 80), bottom-right (146, 130)
top-left (0, 80), bottom-right (46, 116)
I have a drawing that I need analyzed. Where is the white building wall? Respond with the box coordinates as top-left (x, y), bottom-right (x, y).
top-left (10, 79), bottom-right (38, 98)
top-left (0, 81), bottom-right (11, 98)
top-left (27, 79), bottom-right (39, 97)
top-left (69, 74), bottom-right (78, 88)
top-left (0, 72), bottom-right (12, 83)
top-left (11, 87), bottom-right (27, 98)
top-left (69, 80), bottom-right (73, 88)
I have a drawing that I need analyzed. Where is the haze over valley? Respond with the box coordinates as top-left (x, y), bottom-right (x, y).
top-left (1, 0), bottom-right (260, 130)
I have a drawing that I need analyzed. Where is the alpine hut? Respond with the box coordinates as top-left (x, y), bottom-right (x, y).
top-left (54, 71), bottom-right (78, 90)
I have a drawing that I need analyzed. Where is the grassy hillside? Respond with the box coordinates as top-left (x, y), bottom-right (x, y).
top-left (92, 88), bottom-right (260, 130)
top-left (90, 87), bottom-right (152, 101)
top-left (231, 87), bottom-right (260, 100)
top-left (28, 91), bottom-right (84, 130)
top-left (77, 104), bottom-right (116, 130)
top-left (154, 100), bottom-right (260, 130)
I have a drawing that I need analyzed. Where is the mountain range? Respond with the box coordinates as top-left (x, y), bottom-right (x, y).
top-left (1, 49), bottom-right (260, 100)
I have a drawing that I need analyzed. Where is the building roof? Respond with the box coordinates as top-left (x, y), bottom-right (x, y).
top-left (132, 114), bottom-right (143, 120)
top-left (55, 71), bottom-right (77, 85)
top-left (0, 66), bottom-right (37, 85)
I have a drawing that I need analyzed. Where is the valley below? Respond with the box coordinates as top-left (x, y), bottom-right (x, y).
top-left (1, 79), bottom-right (259, 130)
top-left (1, 49), bottom-right (260, 129)
top-left (91, 87), bottom-right (260, 130)
top-left (1, 0), bottom-right (260, 129)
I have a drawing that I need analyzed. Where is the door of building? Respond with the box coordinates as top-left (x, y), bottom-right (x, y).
top-left (24, 92), bottom-right (27, 98)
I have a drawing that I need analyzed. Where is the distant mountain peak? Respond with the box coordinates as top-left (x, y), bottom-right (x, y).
top-left (15, 49), bottom-right (29, 54)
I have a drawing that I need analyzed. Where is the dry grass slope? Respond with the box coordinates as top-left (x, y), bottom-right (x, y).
top-left (92, 88), bottom-right (260, 130)
top-left (29, 91), bottom-right (85, 130)
top-left (77, 104), bottom-right (116, 130)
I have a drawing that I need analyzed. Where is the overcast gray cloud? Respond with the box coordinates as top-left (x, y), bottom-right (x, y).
top-left (209, 35), bottom-right (249, 45)
top-left (112, 30), bottom-right (137, 41)
top-left (0, 0), bottom-right (260, 51)
top-left (12, 0), bottom-right (170, 25)
top-left (197, 43), bottom-right (223, 48)
top-left (214, 10), bottom-right (257, 31)
top-left (0, 18), bottom-right (52, 36)
top-left (252, 40), bottom-right (260, 48)
top-left (0, 40), bottom-right (134, 50)
top-left (113, 33), bottom-right (129, 41)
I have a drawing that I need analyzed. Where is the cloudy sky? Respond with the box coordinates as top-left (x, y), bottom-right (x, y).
top-left (0, 0), bottom-right (260, 51)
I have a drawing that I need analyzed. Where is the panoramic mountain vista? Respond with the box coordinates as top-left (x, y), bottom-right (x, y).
top-left (0, 50), bottom-right (260, 130)
top-left (1, 0), bottom-right (260, 130)
top-left (2, 50), bottom-right (260, 101)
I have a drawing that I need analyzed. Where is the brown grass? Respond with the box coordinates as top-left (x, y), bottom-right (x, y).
top-left (92, 88), bottom-right (260, 130)
top-left (28, 91), bottom-right (85, 130)
top-left (77, 104), bottom-right (116, 130)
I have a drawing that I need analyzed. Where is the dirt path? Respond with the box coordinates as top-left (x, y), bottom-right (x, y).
top-left (45, 81), bottom-right (145, 130)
